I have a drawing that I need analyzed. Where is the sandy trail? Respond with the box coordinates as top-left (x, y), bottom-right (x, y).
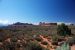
top-left (39, 35), bottom-right (75, 50)
top-left (39, 35), bottom-right (55, 50)
top-left (71, 45), bottom-right (75, 50)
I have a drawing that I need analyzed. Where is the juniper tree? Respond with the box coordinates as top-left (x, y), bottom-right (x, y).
top-left (57, 23), bottom-right (71, 36)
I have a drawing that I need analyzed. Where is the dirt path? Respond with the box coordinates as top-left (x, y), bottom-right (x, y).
top-left (39, 35), bottom-right (75, 50)
top-left (71, 45), bottom-right (75, 50)
top-left (39, 35), bottom-right (55, 50)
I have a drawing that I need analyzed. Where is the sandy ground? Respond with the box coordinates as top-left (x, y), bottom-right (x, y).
top-left (39, 35), bottom-right (55, 50)
top-left (39, 35), bottom-right (75, 50)
top-left (71, 45), bottom-right (75, 50)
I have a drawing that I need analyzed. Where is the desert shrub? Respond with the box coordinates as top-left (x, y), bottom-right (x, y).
top-left (35, 37), bottom-right (42, 42)
top-left (0, 38), bottom-right (3, 42)
top-left (41, 41), bottom-right (48, 45)
top-left (4, 42), bottom-right (15, 50)
top-left (55, 42), bottom-right (70, 50)
top-left (23, 41), bottom-right (49, 50)
top-left (52, 41), bottom-right (58, 46)
top-left (26, 41), bottom-right (43, 50)
top-left (67, 37), bottom-right (75, 46)
top-left (11, 37), bottom-right (17, 42)
top-left (51, 34), bottom-right (59, 42)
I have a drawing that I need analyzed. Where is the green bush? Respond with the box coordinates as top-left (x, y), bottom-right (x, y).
top-left (57, 23), bottom-right (71, 36)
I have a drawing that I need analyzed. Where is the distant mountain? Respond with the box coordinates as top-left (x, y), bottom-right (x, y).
top-left (0, 23), bottom-right (8, 26)
top-left (0, 23), bottom-right (8, 29)
top-left (12, 22), bottom-right (33, 25)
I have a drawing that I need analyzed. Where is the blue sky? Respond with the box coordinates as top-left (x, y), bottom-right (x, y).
top-left (0, 0), bottom-right (75, 24)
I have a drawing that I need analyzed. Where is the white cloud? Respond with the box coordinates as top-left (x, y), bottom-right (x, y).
top-left (57, 22), bottom-right (64, 25)
top-left (57, 22), bottom-right (71, 25)
top-left (0, 20), bottom-right (9, 25)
